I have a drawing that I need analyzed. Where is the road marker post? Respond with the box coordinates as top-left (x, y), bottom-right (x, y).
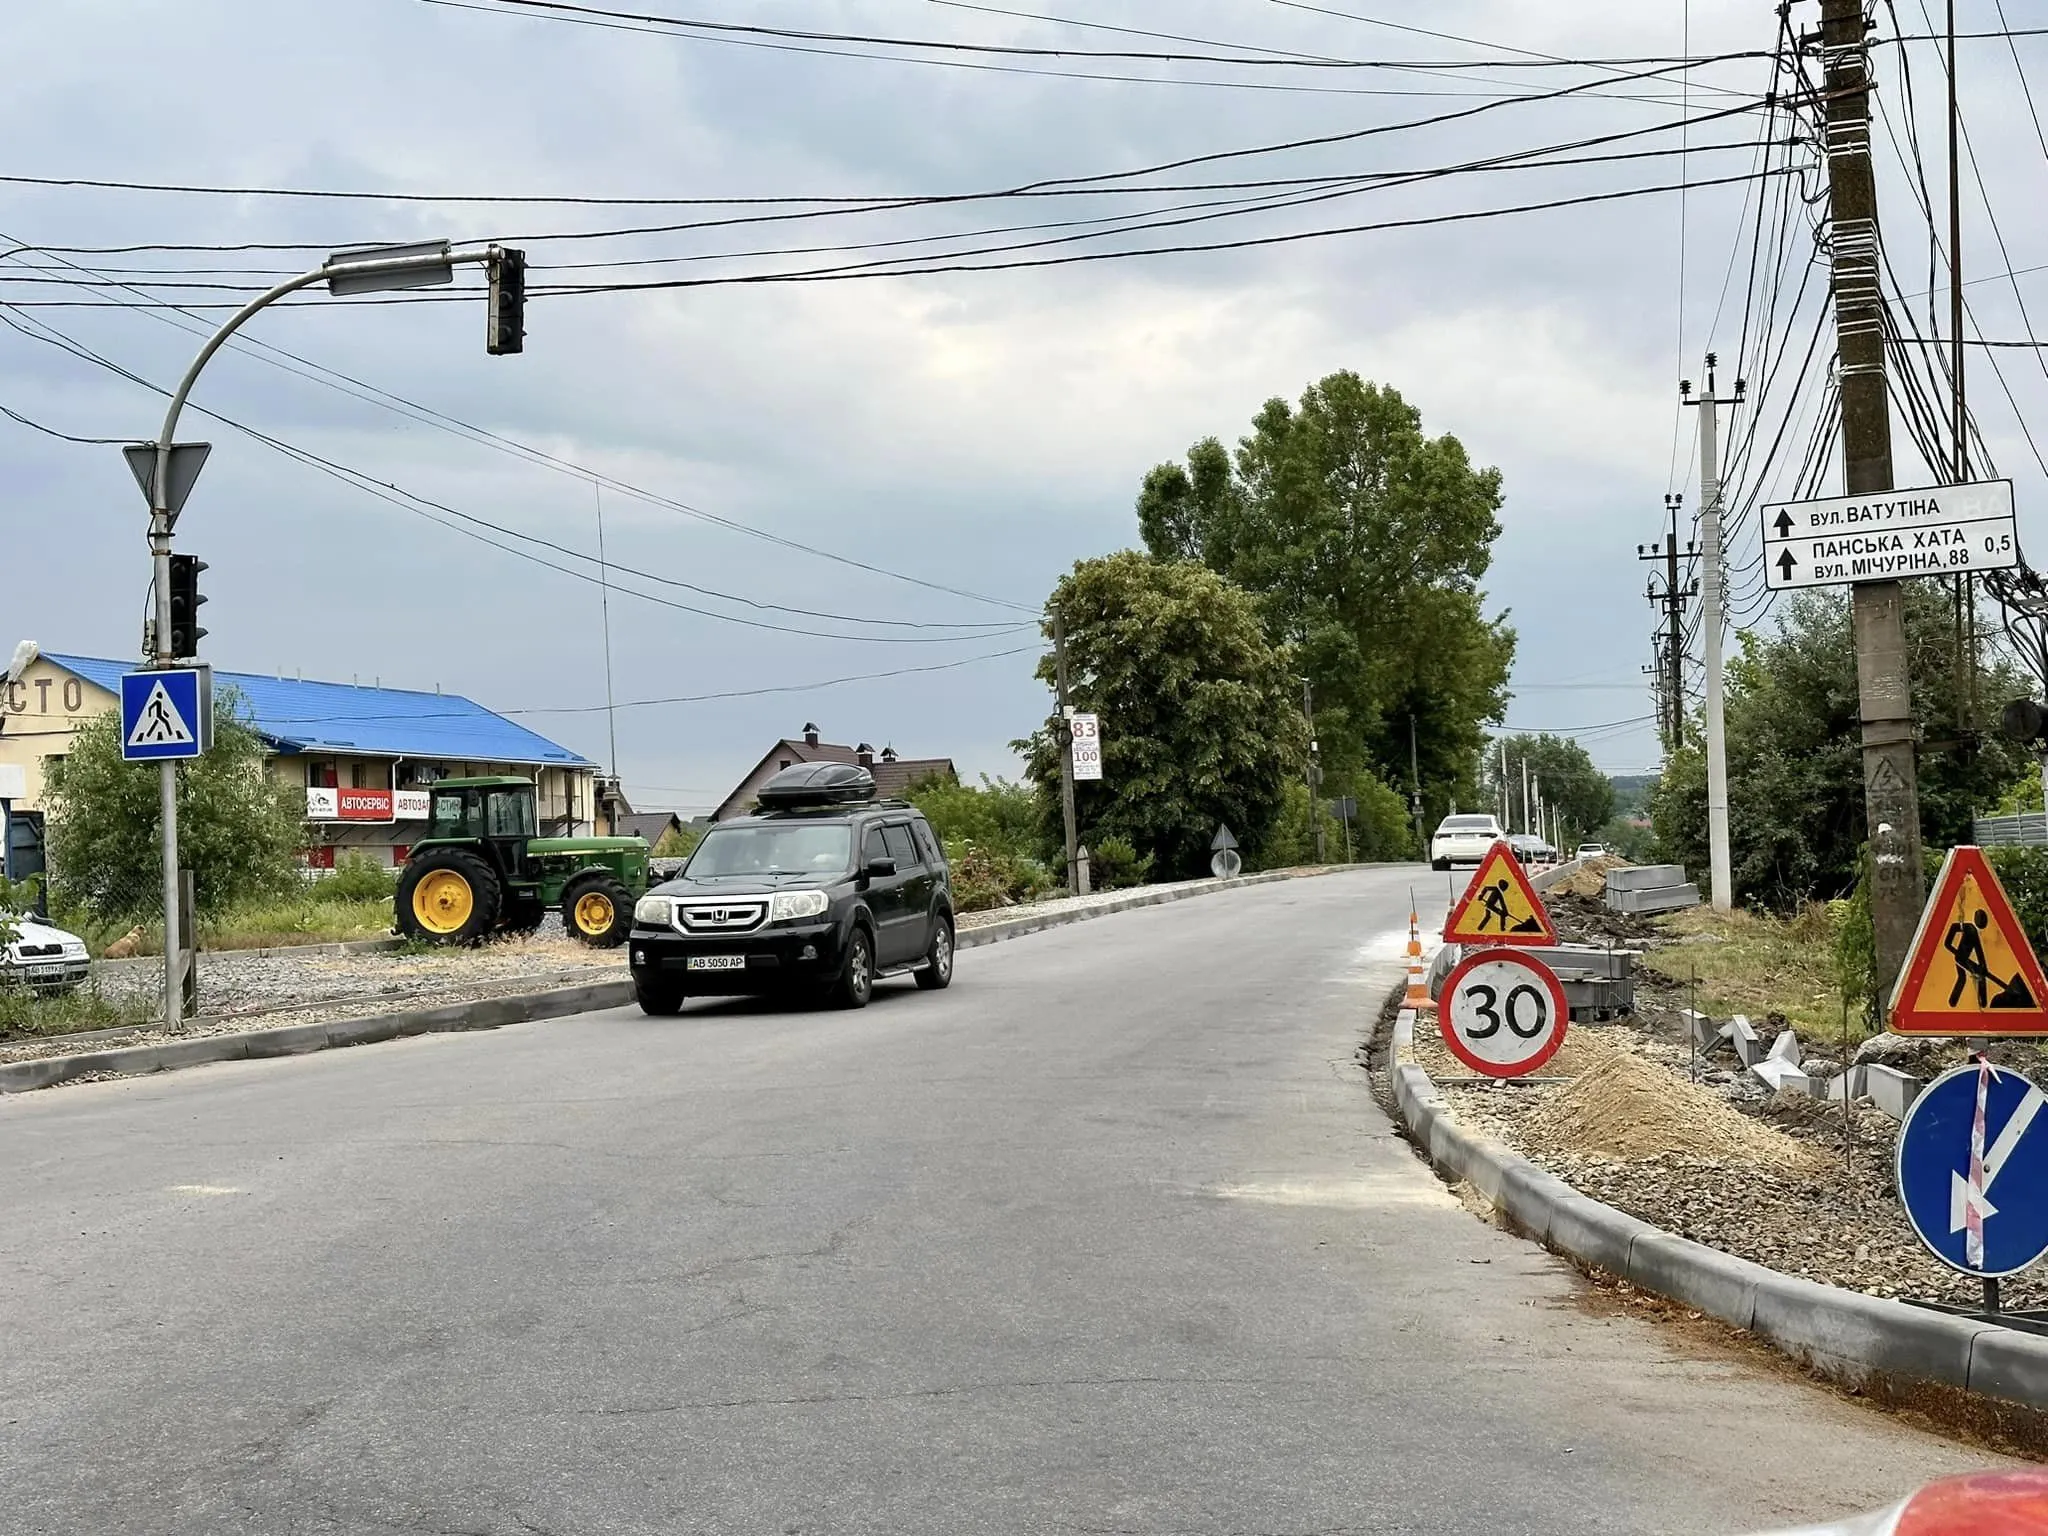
top-left (1403, 895), bottom-right (1431, 1011)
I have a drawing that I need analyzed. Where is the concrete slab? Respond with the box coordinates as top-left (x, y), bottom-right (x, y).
top-left (1606, 884), bottom-right (1703, 914)
top-left (1727, 1014), bottom-right (1760, 1067)
top-left (1604, 865), bottom-right (1691, 892)
top-left (1866, 1063), bottom-right (1924, 1120)
top-left (1767, 1029), bottom-right (1802, 1067)
top-left (1750, 1059), bottom-right (1813, 1095)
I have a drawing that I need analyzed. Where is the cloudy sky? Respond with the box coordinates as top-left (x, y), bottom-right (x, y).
top-left (4, 1), bottom-right (2044, 810)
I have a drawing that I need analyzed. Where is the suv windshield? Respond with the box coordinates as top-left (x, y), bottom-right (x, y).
top-left (688, 822), bottom-right (854, 878)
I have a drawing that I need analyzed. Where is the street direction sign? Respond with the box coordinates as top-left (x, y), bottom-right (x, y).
top-left (1890, 846), bottom-right (2048, 1036)
top-left (1897, 1060), bottom-right (2048, 1277)
top-left (1443, 841), bottom-right (1556, 947)
top-left (1069, 712), bottom-right (1102, 781)
top-left (1761, 479), bottom-right (2017, 591)
top-left (1439, 947), bottom-right (1569, 1078)
top-left (119, 667), bottom-right (212, 762)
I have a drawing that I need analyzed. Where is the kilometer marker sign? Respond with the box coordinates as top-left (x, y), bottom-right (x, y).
top-left (1760, 479), bottom-right (2016, 592)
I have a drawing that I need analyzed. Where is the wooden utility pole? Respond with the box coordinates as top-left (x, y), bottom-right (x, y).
top-left (1820, 0), bottom-right (1924, 988)
top-left (1053, 611), bottom-right (1080, 893)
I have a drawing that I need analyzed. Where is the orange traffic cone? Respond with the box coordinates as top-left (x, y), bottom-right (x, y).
top-left (1403, 906), bottom-right (1432, 1010)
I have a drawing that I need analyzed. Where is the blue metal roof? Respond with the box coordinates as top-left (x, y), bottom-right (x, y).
top-left (45, 654), bottom-right (595, 767)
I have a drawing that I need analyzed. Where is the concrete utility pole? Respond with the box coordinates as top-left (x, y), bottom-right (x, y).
top-left (1520, 758), bottom-right (1531, 835)
top-left (1820, 0), bottom-right (1925, 987)
top-left (1053, 611), bottom-right (1080, 892)
top-left (1301, 679), bottom-right (1325, 862)
top-left (1683, 357), bottom-right (1742, 911)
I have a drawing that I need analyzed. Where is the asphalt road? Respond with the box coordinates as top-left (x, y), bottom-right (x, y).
top-left (1, 868), bottom-right (2005, 1535)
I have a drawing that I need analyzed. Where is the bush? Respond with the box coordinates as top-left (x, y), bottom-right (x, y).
top-left (1088, 833), bottom-right (1153, 890)
top-left (324, 853), bottom-right (397, 902)
top-left (908, 774), bottom-right (1045, 861)
top-left (653, 823), bottom-right (704, 859)
top-left (1833, 848), bottom-right (1879, 1025)
top-left (946, 839), bottom-right (1055, 913)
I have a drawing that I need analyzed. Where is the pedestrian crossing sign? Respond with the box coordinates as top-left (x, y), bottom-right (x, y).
top-left (1442, 842), bottom-right (1556, 947)
top-left (1890, 845), bottom-right (2048, 1036)
top-left (119, 667), bottom-right (212, 762)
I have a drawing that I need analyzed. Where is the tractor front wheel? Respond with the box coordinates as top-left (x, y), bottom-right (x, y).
top-left (396, 848), bottom-right (502, 945)
top-left (563, 873), bottom-right (633, 947)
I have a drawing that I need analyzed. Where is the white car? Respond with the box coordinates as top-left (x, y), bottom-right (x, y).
top-left (1576, 842), bottom-right (1609, 860)
top-left (1430, 814), bottom-right (1504, 871)
top-left (3, 912), bottom-right (90, 993)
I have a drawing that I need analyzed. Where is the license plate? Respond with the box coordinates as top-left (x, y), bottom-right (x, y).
top-left (686, 955), bottom-right (747, 971)
top-left (26, 964), bottom-right (62, 981)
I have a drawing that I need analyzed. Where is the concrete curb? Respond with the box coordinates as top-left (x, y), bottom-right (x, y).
top-left (2, 865), bottom-right (1348, 1095)
top-left (1383, 1020), bottom-right (2048, 1412)
top-left (0, 980), bottom-right (634, 1095)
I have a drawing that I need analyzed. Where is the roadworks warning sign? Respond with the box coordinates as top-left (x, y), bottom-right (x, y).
top-left (1443, 842), bottom-right (1556, 948)
top-left (1890, 845), bottom-right (2048, 1036)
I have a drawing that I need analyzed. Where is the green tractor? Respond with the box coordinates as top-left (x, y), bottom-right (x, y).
top-left (394, 776), bottom-right (650, 947)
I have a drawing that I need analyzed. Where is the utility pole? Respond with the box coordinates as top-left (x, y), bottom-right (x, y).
top-left (1053, 611), bottom-right (1080, 892)
top-left (1683, 357), bottom-right (1742, 911)
top-left (1819, 0), bottom-right (1924, 987)
top-left (1301, 678), bottom-right (1325, 863)
top-left (1408, 714), bottom-right (1424, 849)
top-left (1639, 493), bottom-right (1697, 752)
top-left (1520, 757), bottom-right (1531, 835)
top-left (1497, 739), bottom-right (1509, 827)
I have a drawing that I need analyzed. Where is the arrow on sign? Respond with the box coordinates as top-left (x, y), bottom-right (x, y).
top-left (1949, 1077), bottom-right (2046, 1237)
top-left (1776, 549), bottom-right (1798, 581)
top-left (1773, 509), bottom-right (1795, 537)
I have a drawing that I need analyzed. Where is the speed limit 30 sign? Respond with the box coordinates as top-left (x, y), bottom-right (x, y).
top-left (1438, 948), bottom-right (1569, 1078)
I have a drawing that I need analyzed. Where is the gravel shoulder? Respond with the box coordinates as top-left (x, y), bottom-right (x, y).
top-left (1403, 891), bottom-right (2048, 1312)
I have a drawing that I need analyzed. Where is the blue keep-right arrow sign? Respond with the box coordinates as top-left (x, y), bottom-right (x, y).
top-left (1897, 1061), bottom-right (2048, 1277)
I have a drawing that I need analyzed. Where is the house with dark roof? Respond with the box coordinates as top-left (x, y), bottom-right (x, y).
top-left (0, 650), bottom-right (605, 867)
top-left (712, 724), bottom-right (955, 821)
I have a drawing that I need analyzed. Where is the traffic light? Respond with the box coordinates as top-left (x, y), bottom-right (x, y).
top-left (487, 246), bottom-right (526, 356)
top-left (168, 552), bottom-right (207, 658)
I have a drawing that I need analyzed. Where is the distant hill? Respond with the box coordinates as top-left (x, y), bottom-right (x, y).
top-left (1609, 773), bottom-right (1657, 814)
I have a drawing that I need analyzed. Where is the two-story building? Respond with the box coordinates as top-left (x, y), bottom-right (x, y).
top-left (0, 651), bottom-right (606, 869)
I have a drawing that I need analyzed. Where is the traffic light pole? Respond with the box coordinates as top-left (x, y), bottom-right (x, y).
top-left (141, 242), bottom-right (521, 1031)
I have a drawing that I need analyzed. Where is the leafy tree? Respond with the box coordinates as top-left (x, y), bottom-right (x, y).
top-left (1017, 552), bottom-right (1310, 879)
top-left (1483, 734), bottom-right (1616, 842)
top-left (1137, 370), bottom-right (1513, 825)
top-left (905, 773), bottom-right (1045, 861)
top-left (1650, 588), bottom-right (2034, 909)
top-left (44, 688), bottom-right (305, 922)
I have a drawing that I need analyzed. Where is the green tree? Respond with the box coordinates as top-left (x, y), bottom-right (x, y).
top-left (1483, 734), bottom-right (1616, 842)
top-left (44, 689), bottom-right (305, 922)
top-left (1136, 370), bottom-right (1513, 825)
top-left (1017, 552), bottom-right (1310, 879)
top-left (904, 773), bottom-right (1046, 861)
top-left (1649, 588), bottom-right (2034, 909)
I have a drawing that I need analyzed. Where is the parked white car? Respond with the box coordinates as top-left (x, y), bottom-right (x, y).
top-left (3, 912), bottom-right (90, 993)
top-left (1430, 814), bottom-right (1504, 871)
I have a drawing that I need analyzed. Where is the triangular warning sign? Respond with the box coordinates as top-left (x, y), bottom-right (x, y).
top-left (1443, 841), bottom-right (1557, 947)
top-left (125, 678), bottom-right (195, 749)
top-left (1891, 846), bottom-right (2048, 1037)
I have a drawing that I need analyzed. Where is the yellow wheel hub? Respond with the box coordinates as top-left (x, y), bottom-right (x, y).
top-left (574, 891), bottom-right (615, 934)
top-left (412, 869), bottom-right (475, 935)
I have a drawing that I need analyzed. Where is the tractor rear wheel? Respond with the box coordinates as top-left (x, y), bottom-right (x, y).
top-left (396, 848), bottom-right (502, 945)
top-left (562, 873), bottom-right (633, 947)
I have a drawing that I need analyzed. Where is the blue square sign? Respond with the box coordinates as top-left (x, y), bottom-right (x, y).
top-left (120, 668), bottom-right (212, 761)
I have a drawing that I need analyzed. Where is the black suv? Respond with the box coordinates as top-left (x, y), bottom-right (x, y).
top-left (628, 763), bottom-right (955, 1015)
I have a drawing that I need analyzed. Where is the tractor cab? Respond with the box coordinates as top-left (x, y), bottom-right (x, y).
top-left (395, 775), bottom-right (650, 948)
top-left (426, 778), bottom-right (538, 879)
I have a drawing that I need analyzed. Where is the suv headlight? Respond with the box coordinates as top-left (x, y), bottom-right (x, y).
top-left (769, 890), bottom-right (830, 923)
top-left (634, 895), bottom-right (675, 926)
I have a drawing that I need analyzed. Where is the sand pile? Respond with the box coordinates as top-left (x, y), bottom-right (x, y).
top-left (1555, 855), bottom-right (1628, 899)
top-left (1522, 1048), bottom-right (1822, 1170)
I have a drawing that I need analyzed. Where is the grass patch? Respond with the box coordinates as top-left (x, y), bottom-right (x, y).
top-left (1650, 902), bottom-right (1859, 1039)
top-left (0, 983), bottom-right (153, 1042)
top-left (199, 891), bottom-right (393, 951)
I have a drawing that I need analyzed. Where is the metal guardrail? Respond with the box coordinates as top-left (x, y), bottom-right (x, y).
top-left (1974, 813), bottom-right (2048, 847)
